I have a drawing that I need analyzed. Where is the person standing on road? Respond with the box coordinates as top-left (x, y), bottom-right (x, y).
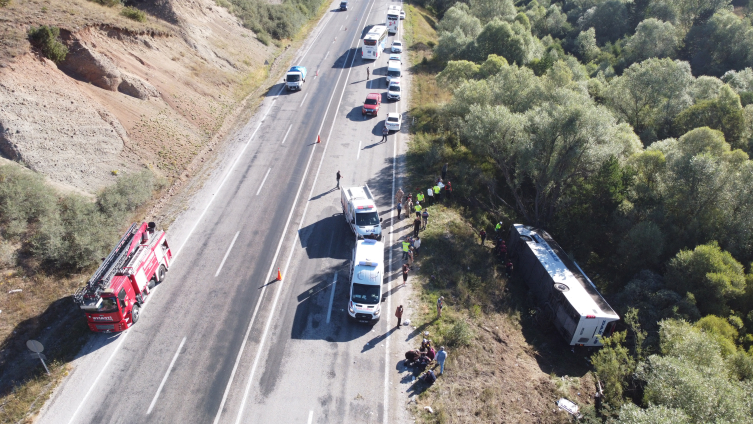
top-left (436, 347), bottom-right (447, 375)
top-left (413, 236), bottom-right (421, 257)
top-left (397, 201), bottom-right (402, 219)
top-left (480, 229), bottom-right (487, 246)
top-left (381, 124), bottom-right (389, 143)
top-left (405, 197), bottom-right (413, 216)
top-left (395, 305), bottom-right (404, 328)
top-left (402, 239), bottom-right (410, 260)
top-left (336, 170), bottom-right (342, 189)
top-left (436, 296), bottom-right (444, 318)
top-left (367, 67), bottom-right (370, 80)
top-left (413, 215), bottom-right (421, 238)
top-left (414, 202), bottom-right (422, 214)
top-left (421, 209), bottom-right (429, 230)
top-left (407, 247), bottom-right (414, 269)
top-left (441, 163), bottom-right (448, 181)
top-left (396, 187), bottom-right (404, 205)
top-left (402, 263), bottom-right (409, 287)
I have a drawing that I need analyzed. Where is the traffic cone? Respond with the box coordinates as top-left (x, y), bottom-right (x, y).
top-left (316, 135), bottom-right (321, 144)
top-left (277, 268), bottom-right (282, 281)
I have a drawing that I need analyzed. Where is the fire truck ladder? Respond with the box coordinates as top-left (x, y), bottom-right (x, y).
top-left (73, 223), bottom-right (140, 305)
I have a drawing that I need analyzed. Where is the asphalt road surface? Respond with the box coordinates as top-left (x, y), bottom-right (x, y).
top-left (36, 0), bottom-right (415, 423)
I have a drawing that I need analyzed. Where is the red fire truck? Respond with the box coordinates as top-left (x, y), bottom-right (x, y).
top-left (74, 222), bottom-right (172, 333)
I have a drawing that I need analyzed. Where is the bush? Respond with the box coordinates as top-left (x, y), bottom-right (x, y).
top-left (88, 0), bottom-right (122, 6)
top-left (27, 25), bottom-right (68, 63)
top-left (256, 31), bottom-right (271, 46)
top-left (120, 6), bottom-right (146, 22)
top-left (443, 320), bottom-right (473, 347)
top-left (97, 170), bottom-right (158, 225)
top-left (0, 0), bottom-right (11, 7)
top-left (0, 166), bottom-right (57, 239)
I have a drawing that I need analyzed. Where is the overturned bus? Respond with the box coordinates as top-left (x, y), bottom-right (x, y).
top-left (508, 224), bottom-right (618, 347)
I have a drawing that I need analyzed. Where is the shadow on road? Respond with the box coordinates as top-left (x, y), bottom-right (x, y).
top-left (298, 211), bottom-right (351, 261)
top-left (361, 326), bottom-right (398, 353)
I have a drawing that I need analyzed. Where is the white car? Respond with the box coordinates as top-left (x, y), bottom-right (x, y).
top-left (387, 79), bottom-right (401, 100)
top-left (391, 40), bottom-right (403, 53)
top-left (400, 11), bottom-right (405, 20)
top-left (388, 53), bottom-right (401, 63)
top-left (385, 112), bottom-right (402, 131)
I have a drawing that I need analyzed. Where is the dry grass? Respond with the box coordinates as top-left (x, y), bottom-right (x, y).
top-left (0, 0), bottom-right (170, 64)
top-left (405, 206), bottom-right (597, 423)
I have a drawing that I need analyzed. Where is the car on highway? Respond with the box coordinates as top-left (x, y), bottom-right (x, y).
top-left (391, 40), bottom-right (403, 53)
top-left (385, 112), bottom-right (402, 131)
top-left (387, 79), bottom-right (401, 100)
top-left (362, 93), bottom-right (381, 116)
top-left (400, 11), bottom-right (405, 19)
top-left (388, 53), bottom-right (401, 63)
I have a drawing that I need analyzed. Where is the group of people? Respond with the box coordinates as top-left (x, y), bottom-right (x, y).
top-left (404, 335), bottom-right (448, 384)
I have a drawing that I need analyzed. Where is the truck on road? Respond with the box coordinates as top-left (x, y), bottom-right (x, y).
top-left (74, 222), bottom-right (172, 333)
top-left (341, 185), bottom-right (383, 240)
top-left (348, 238), bottom-right (384, 323)
top-left (285, 66), bottom-right (307, 91)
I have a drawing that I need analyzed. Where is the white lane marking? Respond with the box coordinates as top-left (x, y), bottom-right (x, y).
top-left (256, 168), bottom-right (272, 196)
top-left (357, 140), bottom-right (361, 160)
top-left (307, 410), bottom-right (314, 424)
top-left (299, 92), bottom-right (309, 108)
top-left (233, 1), bottom-right (377, 423)
top-left (324, 51), bottom-right (330, 60)
top-left (281, 124), bottom-right (292, 145)
top-left (296, 11), bottom-right (336, 63)
top-left (173, 85), bottom-right (284, 260)
top-left (147, 337), bottom-right (186, 415)
top-left (339, 24), bottom-right (343, 30)
top-left (215, 231), bottom-right (240, 277)
top-left (326, 272), bottom-right (338, 324)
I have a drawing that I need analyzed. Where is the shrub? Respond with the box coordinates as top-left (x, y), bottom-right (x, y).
top-left (120, 6), bottom-right (146, 22)
top-left (88, 0), bottom-right (122, 6)
top-left (256, 31), bottom-right (271, 46)
top-left (27, 25), bottom-right (68, 63)
top-left (0, 0), bottom-right (11, 7)
top-left (443, 320), bottom-right (473, 347)
top-left (0, 166), bottom-right (57, 239)
top-left (97, 170), bottom-right (159, 225)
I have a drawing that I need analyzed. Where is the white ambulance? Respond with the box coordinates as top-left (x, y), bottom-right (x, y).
top-left (348, 239), bottom-right (384, 323)
top-left (341, 185), bottom-right (383, 240)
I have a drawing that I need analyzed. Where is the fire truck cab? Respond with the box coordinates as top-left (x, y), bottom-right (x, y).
top-left (76, 222), bottom-right (172, 333)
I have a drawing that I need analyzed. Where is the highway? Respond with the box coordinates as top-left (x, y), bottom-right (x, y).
top-left (36, 0), bottom-right (414, 423)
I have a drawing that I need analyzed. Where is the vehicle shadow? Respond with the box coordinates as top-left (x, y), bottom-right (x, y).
top-left (346, 106), bottom-right (372, 122)
top-left (331, 47), bottom-right (358, 69)
top-left (298, 210), bottom-right (352, 260)
top-left (290, 264), bottom-right (373, 342)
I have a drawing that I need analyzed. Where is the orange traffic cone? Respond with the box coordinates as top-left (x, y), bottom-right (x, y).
top-left (277, 268), bottom-right (282, 281)
top-left (316, 135), bottom-right (321, 144)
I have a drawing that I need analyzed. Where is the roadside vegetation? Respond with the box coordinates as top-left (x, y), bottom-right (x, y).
top-left (403, 0), bottom-right (753, 422)
top-left (215, 0), bottom-right (328, 44)
top-left (0, 166), bottom-right (164, 422)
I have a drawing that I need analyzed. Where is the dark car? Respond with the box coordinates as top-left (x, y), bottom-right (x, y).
top-left (340, 1), bottom-right (348, 10)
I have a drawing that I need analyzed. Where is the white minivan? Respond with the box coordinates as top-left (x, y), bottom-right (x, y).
top-left (348, 239), bottom-right (384, 323)
top-left (386, 60), bottom-right (401, 85)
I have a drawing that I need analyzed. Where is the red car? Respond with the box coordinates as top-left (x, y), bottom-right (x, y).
top-left (362, 93), bottom-right (381, 116)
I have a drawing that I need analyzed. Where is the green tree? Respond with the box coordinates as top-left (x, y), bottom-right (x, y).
top-left (472, 18), bottom-right (541, 65)
top-left (477, 54), bottom-right (508, 78)
top-left (695, 315), bottom-right (738, 356)
top-left (577, 0), bottom-right (631, 43)
top-left (576, 28), bottom-right (599, 63)
top-left (674, 85), bottom-right (746, 150)
top-left (617, 404), bottom-right (690, 424)
top-left (623, 18), bottom-right (680, 64)
top-left (635, 319), bottom-right (753, 423)
top-left (665, 242), bottom-right (746, 316)
top-left (605, 58), bottom-right (693, 143)
top-left (592, 331), bottom-right (635, 408)
top-left (27, 25), bottom-right (68, 63)
top-left (469, 0), bottom-right (516, 24)
top-left (437, 60), bottom-right (479, 90)
top-left (684, 10), bottom-right (753, 76)
top-left (436, 3), bottom-right (483, 38)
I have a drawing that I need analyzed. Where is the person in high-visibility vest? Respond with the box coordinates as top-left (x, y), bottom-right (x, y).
top-left (433, 184), bottom-right (441, 202)
top-left (402, 239), bottom-right (411, 260)
top-left (414, 202), bottom-right (422, 214)
top-left (416, 192), bottom-right (424, 203)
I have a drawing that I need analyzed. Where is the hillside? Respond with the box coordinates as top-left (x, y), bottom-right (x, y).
top-left (0, 0), bottom-right (273, 194)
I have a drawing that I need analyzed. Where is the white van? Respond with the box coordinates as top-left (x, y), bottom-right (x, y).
top-left (341, 185), bottom-right (383, 240)
top-left (386, 60), bottom-right (401, 85)
top-left (348, 239), bottom-right (384, 323)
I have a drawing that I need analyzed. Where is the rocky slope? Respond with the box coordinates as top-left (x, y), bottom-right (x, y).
top-left (0, 0), bottom-right (272, 193)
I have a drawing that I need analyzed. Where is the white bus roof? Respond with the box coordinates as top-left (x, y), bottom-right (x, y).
top-left (387, 5), bottom-right (401, 11)
top-left (367, 25), bottom-right (387, 35)
top-left (514, 224), bottom-right (618, 318)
